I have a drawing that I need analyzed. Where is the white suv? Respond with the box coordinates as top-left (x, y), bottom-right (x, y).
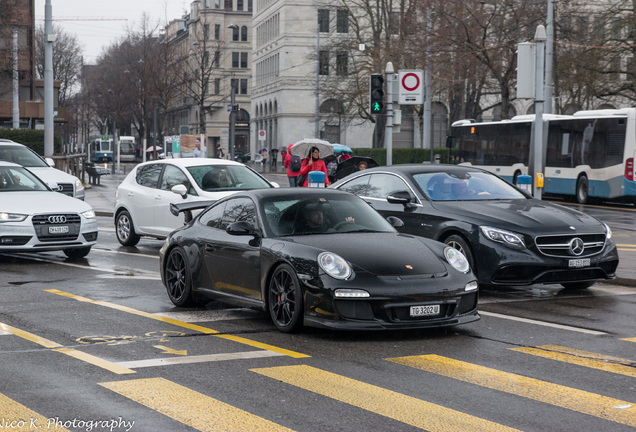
top-left (0, 139), bottom-right (85, 200)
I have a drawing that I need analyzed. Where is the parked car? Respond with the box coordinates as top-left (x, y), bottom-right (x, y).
top-left (160, 188), bottom-right (479, 332)
top-left (0, 161), bottom-right (97, 259)
top-left (114, 158), bottom-right (278, 246)
top-left (0, 139), bottom-right (85, 200)
top-left (234, 151), bottom-right (251, 163)
top-left (331, 164), bottom-right (619, 290)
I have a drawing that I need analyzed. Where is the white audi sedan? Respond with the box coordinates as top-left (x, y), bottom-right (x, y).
top-left (114, 158), bottom-right (278, 246)
top-left (0, 161), bottom-right (97, 259)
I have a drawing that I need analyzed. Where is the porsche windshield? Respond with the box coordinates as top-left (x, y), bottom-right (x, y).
top-left (0, 166), bottom-right (49, 192)
top-left (262, 194), bottom-right (396, 236)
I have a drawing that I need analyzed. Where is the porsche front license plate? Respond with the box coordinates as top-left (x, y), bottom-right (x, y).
top-left (410, 305), bottom-right (440, 317)
top-left (49, 226), bottom-right (69, 234)
top-left (568, 258), bottom-right (590, 268)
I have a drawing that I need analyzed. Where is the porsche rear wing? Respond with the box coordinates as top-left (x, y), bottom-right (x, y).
top-left (170, 200), bottom-right (217, 222)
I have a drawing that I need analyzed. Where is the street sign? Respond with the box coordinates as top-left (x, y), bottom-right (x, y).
top-left (398, 70), bottom-right (424, 105)
top-left (258, 130), bottom-right (266, 141)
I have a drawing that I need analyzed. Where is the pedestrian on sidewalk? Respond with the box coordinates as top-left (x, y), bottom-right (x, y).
top-left (283, 144), bottom-right (299, 187)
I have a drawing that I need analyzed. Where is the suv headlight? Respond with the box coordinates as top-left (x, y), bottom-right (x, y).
top-left (444, 247), bottom-right (470, 273)
top-left (480, 226), bottom-right (526, 249)
top-left (318, 252), bottom-right (352, 280)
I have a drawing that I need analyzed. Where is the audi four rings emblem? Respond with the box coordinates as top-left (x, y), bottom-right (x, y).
top-left (569, 237), bottom-right (585, 256)
top-left (48, 215), bottom-right (67, 224)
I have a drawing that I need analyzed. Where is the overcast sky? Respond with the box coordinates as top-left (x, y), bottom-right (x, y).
top-left (34, 0), bottom-right (189, 64)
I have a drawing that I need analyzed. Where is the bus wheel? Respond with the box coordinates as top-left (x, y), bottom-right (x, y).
top-left (512, 171), bottom-right (521, 185)
top-left (576, 175), bottom-right (589, 204)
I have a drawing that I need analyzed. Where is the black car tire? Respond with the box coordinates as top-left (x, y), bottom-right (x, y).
top-left (164, 247), bottom-right (194, 306)
top-left (116, 210), bottom-right (141, 246)
top-left (576, 175), bottom-right (589, 204)
top-left (561, 281), bottom-right (595, 290)
top-left (268, 264), bottom-right (303, 333)
top-left (444, 234), bottom-right (476, 273)
top-left (63, 247), bottom-right (91, 260)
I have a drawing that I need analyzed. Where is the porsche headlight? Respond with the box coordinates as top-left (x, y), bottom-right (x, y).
top-left (0, 212), bottom-right (27, 222)
top-left (480, 226), bottom-right (525, 249)
top-left (318, 252), bottom-right (352, 280)
top-left (81, 209), bottom-right (96, 219)
top-left (444, 247), bottom-right (470, 273)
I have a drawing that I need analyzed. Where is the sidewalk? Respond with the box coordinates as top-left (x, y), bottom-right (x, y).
top-left (85, 164), bottom-right (635, 286)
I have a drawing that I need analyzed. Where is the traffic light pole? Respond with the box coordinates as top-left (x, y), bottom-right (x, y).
top-left (385, 62), bottom-right (395, 166)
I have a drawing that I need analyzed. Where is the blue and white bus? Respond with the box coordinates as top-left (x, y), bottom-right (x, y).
top-left (89, 137), bottom-right (113, 163)
top-left (448, 108), bottom-right (636, 204)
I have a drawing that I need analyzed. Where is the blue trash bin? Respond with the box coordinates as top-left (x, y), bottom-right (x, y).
top-left (517, 174), bottom-right (532, 193)
top-left (308, 170), bottom-right (326, 188)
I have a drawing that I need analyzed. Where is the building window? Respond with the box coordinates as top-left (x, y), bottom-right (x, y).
top-left (204, 24), bottom-right (210, 40)
top-left (215, 24), bottom-right (220, 39)
top-left (319, 50), bottom-right (329, 75)
top-left (336, 51), bottom-right (347, 76)
top-left (232, 26), bottom-right (239, 41)
top-left (241, 26), bottom-right (248, 42)
top-left (204, 0), bottom-right (210, 6)
top-left (232, 52), bottom-right (239, 68)
top-left (318, 9), bottom-right (329, 33)
top-left (214, 51), bottom-right (220, 67)
top-left (231, 78), bottom-right (249, 95)
top-left (237, 0), bottom-right (243, 10)
top-left (248, 0), bottom-right (252, 12)
top-left (241, 52), bottom-right (248, 68)
top-left (232, 52), bottom-right (248, 68)
top-left (204, 51), bottom-right (210, 67)
top-left (336, 9), bottom-right (348, 33)
top-left (214, 78), bottom-right (220, 94)
top-left (225, 0), bottom-right (232, 10)
top-left (215, 0), bottom-right (220, 8)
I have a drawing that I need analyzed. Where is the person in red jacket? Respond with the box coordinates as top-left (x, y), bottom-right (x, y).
top-left (299, 146), bottom-right (330, 187)
top-left (283, 144), bottom-right (299, 187)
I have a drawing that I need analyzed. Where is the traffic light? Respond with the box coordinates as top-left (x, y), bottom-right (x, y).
top-left (369, 74), bottom-right (384, 114)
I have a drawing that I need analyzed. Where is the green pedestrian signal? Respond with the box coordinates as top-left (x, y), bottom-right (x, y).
top-left (369, 74), bottom-right (384, 114)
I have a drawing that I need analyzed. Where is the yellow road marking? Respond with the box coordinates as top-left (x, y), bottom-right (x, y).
top-left (0, 393), bottom-right (71, 431)
top-left (0, 322), bottom-right (134, 375)
top-left (388, 354), bottom-right (636, 427)
top-left (45, 289), bottom-right (310, 359)
top-left (252, 365), bottom-right (521, 432)
top-left (153, 345), bottom-right (187, 356)
top-left (510, 345), bottom-right (636, 378)
top-left (100, 377), bottom-right (294, 432)
top-left (622, 337), bottom-right (636, 343)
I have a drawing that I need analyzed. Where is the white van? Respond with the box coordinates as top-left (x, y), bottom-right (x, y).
top-left (0, 139), bottom-right (85, 200)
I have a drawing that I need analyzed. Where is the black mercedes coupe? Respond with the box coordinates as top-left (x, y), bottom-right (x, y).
top-left (332, 165), bottom-right (619, 290)
top-left (159, 188), bottom-right (479, 333)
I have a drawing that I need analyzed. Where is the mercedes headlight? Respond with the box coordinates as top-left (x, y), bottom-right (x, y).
top-left (604, 223), bottom-right (612, 240)
top-left (0, 212), bottom-right (27, 222)
top-left (444, 247), bottom-right (470, 273)
top-left (480, 226), bottom-right (525, 249)
top-left (318, 252), bottom-right (352, 280)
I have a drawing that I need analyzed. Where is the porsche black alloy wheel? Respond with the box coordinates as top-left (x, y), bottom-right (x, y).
top-left (116, 210), bottom-right (141, 246)
top-left (165, 247), bottom-right (194, 306)
top-left (268, 264), bottom-right (303, 333)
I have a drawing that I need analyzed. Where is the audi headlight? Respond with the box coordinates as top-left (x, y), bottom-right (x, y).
top-left (480, 226), bottom-right (525, 249)
top-left (75, 178), bottom-right (83, 190)
top-left (444, 247), bottom-right (470, 273)
top-left (0, 212), bottom-right (27, 222)
top-left (81, 209), bottom-right (96, 219)
top-left (318, 252), bottom-right (352, 280)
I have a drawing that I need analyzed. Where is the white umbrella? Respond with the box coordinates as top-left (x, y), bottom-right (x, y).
top-left (290, 138), bottom-right (334, 158)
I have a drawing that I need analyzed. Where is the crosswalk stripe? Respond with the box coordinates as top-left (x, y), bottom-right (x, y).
top-left (0, 393), bottom-right (71, 431)
top-left (100, 377), bottom-right (294, 432)
top-left (510, 345), bottom-right (636, 377)
top-left (251, 364), bottom-right (521, 432)
top-left (387, 354), bottom-right (636, 427)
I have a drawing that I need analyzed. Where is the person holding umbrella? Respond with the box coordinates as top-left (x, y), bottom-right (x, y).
top-left (299, 146), bottom-right (330, 187)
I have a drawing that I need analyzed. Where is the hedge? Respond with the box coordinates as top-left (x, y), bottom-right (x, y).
top-left (0, 129), bottom-right (63, 155)
top-left (351, 147), bottom-right (450, 165)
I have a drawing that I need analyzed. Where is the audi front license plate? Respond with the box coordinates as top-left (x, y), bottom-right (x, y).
top-left (410, 305), bottom-right (440, 317)
top-left (568, 258), bottom-right (590, 268)
top-left (49, 226), bottom-right (69, 234)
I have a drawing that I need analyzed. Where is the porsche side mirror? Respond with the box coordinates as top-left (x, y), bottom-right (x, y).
top-left (386, 216), bottom-right (404, 228)
top-left (227, 221), bottom-right (261, 237)
top-left (171, 184), bottom-right (188, 199)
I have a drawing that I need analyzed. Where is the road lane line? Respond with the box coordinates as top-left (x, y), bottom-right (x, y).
top-left (510, 345), bottom-right (636, 377)
top-left (45, 289), bottom-right (310, 359)
top-left (117, 350), bottom-right (285, 368)
top-left (622, 337), bottom-right (636, 343)
top-left (387, 354), bottom-right (636, 427)
top-left (0, 393), bottom-right (71, 431)
top-left (479, 310), bottom-right (607, 335)
top-left (100, 377), bottom-right (295, 432)
top-left (251, 365), bottom-right (522, 432)
top-left (0, 322), bottom-right (135, 375)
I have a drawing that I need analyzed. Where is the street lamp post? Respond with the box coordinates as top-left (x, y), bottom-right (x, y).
top-left (228, 24), bottom-right (239, 161)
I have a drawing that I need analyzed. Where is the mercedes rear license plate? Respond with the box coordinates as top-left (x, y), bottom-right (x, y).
top-left (49, 226), bottom-right (69, 234)
top-left (410, 305), bottom-right (440, 317)
top-left (568, 258), bottom-right (590, 268)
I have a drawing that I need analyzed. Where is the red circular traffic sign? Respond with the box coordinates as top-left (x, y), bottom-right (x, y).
top-left (401, 73), bottom-right (421, 92)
